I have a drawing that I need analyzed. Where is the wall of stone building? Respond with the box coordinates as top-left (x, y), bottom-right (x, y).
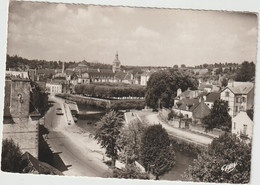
top-left (2, 79), bottom-right (39, 158)
top-left (10, 79), bottom-right (30, 120)
top-left (2, 118), bottom-right (39, 158)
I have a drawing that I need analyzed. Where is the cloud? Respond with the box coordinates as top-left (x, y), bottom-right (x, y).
top-left (132, 26), bottom-right (160, 39)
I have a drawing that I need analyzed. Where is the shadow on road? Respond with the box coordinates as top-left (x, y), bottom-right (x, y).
top-left (39, 125), bottom-right (72, 173)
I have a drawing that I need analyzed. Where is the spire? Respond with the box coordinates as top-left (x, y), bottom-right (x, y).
top-left (115, 50), bottom-right (119, 60)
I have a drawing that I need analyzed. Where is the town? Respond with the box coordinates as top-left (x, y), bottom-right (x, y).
top-left (1, 53), bottom-right (255, 183)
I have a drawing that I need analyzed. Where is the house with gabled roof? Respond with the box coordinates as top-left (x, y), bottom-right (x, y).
top-left (172, 98), bottom-right (210, 121)
top-left (232, 111), bottom-right (253, 142)
top-left (220, 81), bottom-right (254, 117)
top-left (204, 92), bottom-right (220, 109)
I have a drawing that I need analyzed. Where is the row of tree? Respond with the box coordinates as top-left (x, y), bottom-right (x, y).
top-left (74, 84), bottom-right (146, 98)
top-left (94, 111), bottom-right (175, 180)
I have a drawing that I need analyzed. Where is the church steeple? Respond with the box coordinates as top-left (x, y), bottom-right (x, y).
top-left (112, 51), bottom-right (121, 73)
top-left (115, 50), bottom-right (119, 60)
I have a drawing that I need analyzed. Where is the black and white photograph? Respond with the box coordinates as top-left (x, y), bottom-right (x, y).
top-left (0, 0), bottom-right (259, 184)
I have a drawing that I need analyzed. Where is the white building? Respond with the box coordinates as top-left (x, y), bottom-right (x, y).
top-left (46, 82), bottom-right (62, 94)
top-left (232, 111), bottom-right (253, 142)
top-left (140, 71), bottom-right (154, 86)
top-left (220, 82), bottom-right (254, 117)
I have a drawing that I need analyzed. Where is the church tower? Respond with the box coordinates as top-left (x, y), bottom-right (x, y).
top-left (112, 51), bottom-right (121, 73)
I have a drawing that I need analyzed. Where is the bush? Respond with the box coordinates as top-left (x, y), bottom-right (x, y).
top-left (74, 84), bottom-right (146, 98)
top-left (1, 139), bottom-right (28, 173)
top-left (111, 164), bottom-right (149, 179)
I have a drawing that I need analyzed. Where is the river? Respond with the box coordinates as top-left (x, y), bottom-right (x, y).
top-left (76, 104), bottom-right (196, 181)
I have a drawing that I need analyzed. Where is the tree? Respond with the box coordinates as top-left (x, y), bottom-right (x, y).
top-left (140, 125), bottom-right (175, 180)
top-left (173, 65), bottom-right (178, 69)
top-left (235, 61), bottom-right (255, 82)
top-left (94, 111), bottom-right (124, 167)
top-left (111, 164), bottom-right (150, 179)
top-left (184, 133), bottom-right (251, 183)
top-left (1, 139), bottom-right (28, 172)
top-left (145, 69), bottom-right (198, 110)
top-left (221, 78), bottom-right (228, 88)
top-left (181, 64), bottom-right (186, 68)
top-left (117, 119), bottom-right (147, 164)
top-left (202, 99), bottom-right (231, 131)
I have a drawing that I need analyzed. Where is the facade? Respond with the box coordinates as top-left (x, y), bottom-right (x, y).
top-left (140, 71), bottom-right (154, 86)
top-left (220, 82), bottom-right (254, 117)
top-left (232, 111), bottom-right (253, 141)
top-left (3, 76), bottom-right (39, 158)
top-left (46, 82), bottom-right (63, 94)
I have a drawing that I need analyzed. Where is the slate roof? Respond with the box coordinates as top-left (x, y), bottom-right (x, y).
top-left (205, 92), bottom-right (220, 103)
top-left (198, 83), bottom-right (212, 90)
top-left (22, 152), bottom-right (63, 175)
top-left (176, 90), bottom-right (200, 99)
top-left (175, 98), bottom-right (199, 111)
top-left (225, 82), bottom-right (254, 94)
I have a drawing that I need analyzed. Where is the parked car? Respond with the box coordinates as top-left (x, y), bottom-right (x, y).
top-left (56, 108), bottom-right (63, 115)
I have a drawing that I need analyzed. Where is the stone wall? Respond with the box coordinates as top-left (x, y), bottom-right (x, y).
top-left (10, 79), bottom-right (30, 119)
top-left (2, 118), bottom-right (39, 158)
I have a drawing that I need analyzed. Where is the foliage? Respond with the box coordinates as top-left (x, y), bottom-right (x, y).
top-left (30, 81), bottom-right (49, 115)
top-left (74, 84), bottom-right (146, 98)
top-left (111, 164), bottom-right (150, 179)
top-left (110, 100), bottom-right (146, 111)
top-left (117, 120), bottom-right (147, 164)
top-left (202, 100), bottom-right (231, 131)
top-left (246, 109), bottom-right (254, 121)
top-left (140, 125), bottom-right (175, 179)
top-left (94, 111), bottom-right (124, 166)
top-left (235, 61), bottom-right (255, 82)
top-left (145, 69), bottom-right (198, 110)
top-left (1, 139), bottom-right (28, 173)
top-left (168, 110), bottom-right (178, 120)
top-left (184, 133), bottom-right (252, 183)
top-left (221, 78), bottom-right (228, 88)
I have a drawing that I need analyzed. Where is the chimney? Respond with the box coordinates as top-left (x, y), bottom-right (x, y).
top-left (177, 88), bottom-right (182, 96)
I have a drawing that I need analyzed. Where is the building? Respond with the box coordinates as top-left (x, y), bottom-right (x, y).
top-left (112, 52), bottom-right (121, 73)
top-left (232, 111), bottom-right (253, 142)
top-left (140, 71), bottom-right (154, 86)
top-left (172, 98), bottom-right (210, 121)
top-left (46, 82), bottom-right (63, 94)
top-left (220, 82), bottom-right (254, 117)
top-left (204, 92), bottom-right (220, 109)
top-left (175, 89), bottom-right (200, 101)
top-left (3, 74), bottom-right (40, 158)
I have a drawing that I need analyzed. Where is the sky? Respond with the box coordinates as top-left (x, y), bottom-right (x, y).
top-left (6, 1), bottom-right (258, 67)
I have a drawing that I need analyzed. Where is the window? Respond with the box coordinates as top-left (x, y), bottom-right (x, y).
top-left (225, 91), bottom-right (229, 97)
top-left (234, 122), bottom-right (236, 130)
top-left (235, 106), bottom-right (239, 112)
top-left (236, 97), bottom-right (240, 103)
top-left (243, 124), bottom-right (247, 135)
top-left (242, 97), bottom-right (246, 102)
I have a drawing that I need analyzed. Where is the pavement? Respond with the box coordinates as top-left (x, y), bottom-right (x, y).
top-left (134, 111), bottom-right (213, 146)
top-left (43, 95), bottom-right (110, 177)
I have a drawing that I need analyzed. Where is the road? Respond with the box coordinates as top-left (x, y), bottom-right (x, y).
top-left (43, 95), bottom-right (110, 177)
top-left (140, 112), bottom-right (213, 146)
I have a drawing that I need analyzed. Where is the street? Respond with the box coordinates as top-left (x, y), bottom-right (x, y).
top-left (43, 95), bottom-right (110, 177)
